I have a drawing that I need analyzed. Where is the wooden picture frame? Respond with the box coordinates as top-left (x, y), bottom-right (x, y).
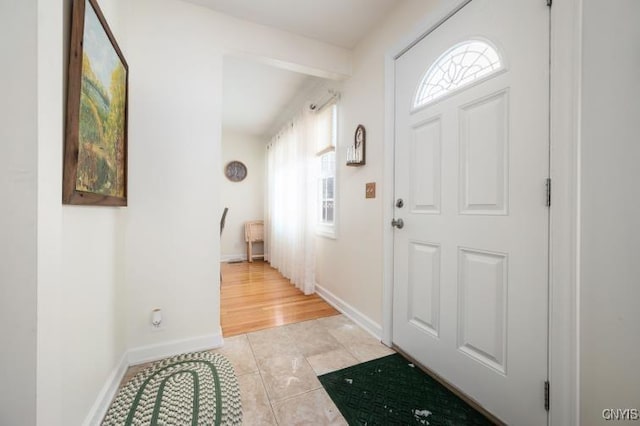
top-left (347, 124), bottom-right (366, 166)
top-left (63, 0), bottom-right (128, 206)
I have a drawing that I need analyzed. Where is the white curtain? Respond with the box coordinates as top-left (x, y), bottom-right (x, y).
top-left (265, 107), bottom-right (318, 295)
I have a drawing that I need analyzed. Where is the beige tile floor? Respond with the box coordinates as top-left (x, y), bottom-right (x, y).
top-left (118, 314), bottom-right (395, 425)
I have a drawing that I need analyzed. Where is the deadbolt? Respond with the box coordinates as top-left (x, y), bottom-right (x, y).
top-left (396, 198), bottom-right (404, 208)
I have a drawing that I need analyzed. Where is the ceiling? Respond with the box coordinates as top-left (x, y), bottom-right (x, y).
top-left (213, 0), bottom-right (405, 138)
top-left (222, 56), bottom-right (323, 138)
top-left (184, 0), bottom-right (404, 48)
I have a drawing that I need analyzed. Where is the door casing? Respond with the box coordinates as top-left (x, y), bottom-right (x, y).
top-left (382, 0), bottom-right (582, 425)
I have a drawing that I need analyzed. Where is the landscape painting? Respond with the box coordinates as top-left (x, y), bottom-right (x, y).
top-left (64, 0), bottom-right (128, 206)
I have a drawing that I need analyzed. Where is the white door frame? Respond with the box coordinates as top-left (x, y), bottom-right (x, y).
top-left (382, 0), bottom-right (582, 425)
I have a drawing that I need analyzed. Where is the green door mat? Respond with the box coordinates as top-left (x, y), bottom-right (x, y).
top-left (319, 353), bottom-right (494, 425)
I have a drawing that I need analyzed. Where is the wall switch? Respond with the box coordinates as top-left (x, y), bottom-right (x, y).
top-left (366, 182), bottom-right (376, 199)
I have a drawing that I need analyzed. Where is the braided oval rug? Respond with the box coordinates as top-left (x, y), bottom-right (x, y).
top-left (103, 352), bottom-right (242, 426)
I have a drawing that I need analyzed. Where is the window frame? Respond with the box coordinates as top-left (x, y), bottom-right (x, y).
top-left (316, 103), bottom-right (338, 239)
top-left (412, 38), bottom-right (505, 110)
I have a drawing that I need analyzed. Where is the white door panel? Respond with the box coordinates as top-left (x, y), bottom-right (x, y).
top-left (393, 0), bottom-right (550, 424)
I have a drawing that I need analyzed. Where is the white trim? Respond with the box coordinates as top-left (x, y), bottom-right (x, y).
top-left (412, 38), bottom-right (505, 110)
top-left (82, 331), bottom-right (225, 424)
top-left (82, 352), bottom-right (129, 426)
top-left (315, 284), bottom-right (382, 340)
top-left (382, 52), bottom-right (395, 347)
top-left (127, 331), bottom-right (224, 366)
top-left (383, 0), bottom-right (581, 424)
top-left (82, 331), bottom-right (225, 425)
top-left (316, 224), bottom-right (337, 240)
top-left (317, 121), bottom-right (339, 240)
top-left (389, 0), bottom-right (472, 60)
top-left (548, 0), bottom-right (582, 424)
top-left (221, 254), bottom-right (250, 262)
top-left (315, 145), bottom-right (336, 157)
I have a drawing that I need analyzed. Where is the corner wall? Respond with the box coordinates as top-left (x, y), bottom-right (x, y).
top-left (36, 0), bottom-right (129, 424)
top-left (579, 1), bottom-right (640, 423)
top-left (221, 129), bottom-right (266, 261)
top-left (0, 1), bottom-right (38, 424)
top-left (124, 0), bottom-right (223, 351)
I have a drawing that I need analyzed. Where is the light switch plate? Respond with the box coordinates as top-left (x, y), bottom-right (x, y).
top-left (366, 182), bottom-right (376, 199)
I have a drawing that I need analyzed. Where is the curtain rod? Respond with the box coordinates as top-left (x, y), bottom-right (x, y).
top-left (309, 89), bottom-right (340, 112)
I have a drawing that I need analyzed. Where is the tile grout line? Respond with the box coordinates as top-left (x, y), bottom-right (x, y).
top-left (246, 331), bottom-right (281, 426)
top-left (252, 319), bottom-right (335, 406)
top-left (259, 318), bottom-right (347, 424)
top-left (264, 323), bottom-right (323, 405)
top-left (242, 315), bottom-right (393, 423)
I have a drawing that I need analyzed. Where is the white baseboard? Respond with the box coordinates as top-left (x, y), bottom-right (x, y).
top-left (82, 330), bottom-right (224, 425)
top-left (221, 253), bottom-right (265, 262)
top-left (221, 254), bottom-right (247, 262)
top-left (82, 330), bottom-right (224, 426)
top-left (315, 284), bottom-right (382, 340)
top-left (82, 352), bottom-right (129, 426)
top-left (127, 330), bottom-right (225, 366)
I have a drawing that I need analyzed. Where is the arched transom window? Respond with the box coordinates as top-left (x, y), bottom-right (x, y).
top-left (414, 39), bottom-right (503, 108)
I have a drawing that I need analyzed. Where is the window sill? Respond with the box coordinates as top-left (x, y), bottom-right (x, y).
top-left (316, 225), bottom-right (337, 240)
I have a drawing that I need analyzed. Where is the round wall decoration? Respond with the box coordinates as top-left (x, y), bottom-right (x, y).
top-left (225, 161), bottom-right (247, 182)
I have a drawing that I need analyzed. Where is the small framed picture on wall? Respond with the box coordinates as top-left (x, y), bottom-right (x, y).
top-left (347, 124), bottom-right (366, 166)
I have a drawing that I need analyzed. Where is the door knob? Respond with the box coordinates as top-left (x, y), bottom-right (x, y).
top-left (391, 218), bottom-right (404, 229)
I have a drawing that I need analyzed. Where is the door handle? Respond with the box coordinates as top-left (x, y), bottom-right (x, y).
top-left (391, 218), bottom-right (404, 229)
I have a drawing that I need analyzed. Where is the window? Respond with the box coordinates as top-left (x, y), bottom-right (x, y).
top-left (316, 103), bottom-right (338, 237)
top-left (414, 39), bottom-right (503, 108)
top-left (319, 152), bottom-right (335, 225)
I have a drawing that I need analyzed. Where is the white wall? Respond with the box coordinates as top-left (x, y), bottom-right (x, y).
top-left (35, 0), bottom-right (65, 422)
top-left (14, 0), bottom-right (352, 422)
top-left (8, 0), bottom-right (352, 421)
top-left (221, 129), bottom-right (265, 260)
top-left (15, 0), bottom-right (639, 423)
top-left (579, 1), bottom-right (640, 424)
top-left (124, 0), bottom-right (223, 351)
top-left (10, 0), bottom-right (390, 422)
top-left (315, 0), bottom-right (440, 327)
top-left (35, 0), bottom-right (130, 424)
top-left (123, 0), bottom-right (351, 352)
top-left (0, 1), bottom-right (38, 424)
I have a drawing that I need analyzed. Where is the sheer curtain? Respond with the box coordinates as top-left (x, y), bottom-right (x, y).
top-left (265, 107), bottom-right (318, 295)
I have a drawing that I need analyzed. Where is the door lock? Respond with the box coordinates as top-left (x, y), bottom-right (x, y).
top-left (396, 198), bottom-right (404, 208)
top-left (391, 218), bottom-right (404, 229)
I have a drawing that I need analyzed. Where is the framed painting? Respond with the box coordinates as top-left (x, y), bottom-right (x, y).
top-left (63, 0), bottom-right (128, 206)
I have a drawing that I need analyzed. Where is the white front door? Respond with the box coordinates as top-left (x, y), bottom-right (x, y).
top-left (392, 0), bottom-right (550, 423)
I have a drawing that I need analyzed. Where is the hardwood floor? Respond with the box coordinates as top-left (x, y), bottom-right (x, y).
top-left (220, 260), bottom-right (339, 337)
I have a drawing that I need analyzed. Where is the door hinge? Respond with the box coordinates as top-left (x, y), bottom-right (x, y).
top-left (545, 178), bottom-right (552, 207)
top-left (544, 381), bottom-right (550, 411)
top-left (546, 0), bottom-right (552, 7)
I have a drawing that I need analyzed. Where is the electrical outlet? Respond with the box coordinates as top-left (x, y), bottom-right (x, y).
top-left (366, 182), bottom-right (376, 199)
top-left (151, 308), bottom-right (164, 331)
